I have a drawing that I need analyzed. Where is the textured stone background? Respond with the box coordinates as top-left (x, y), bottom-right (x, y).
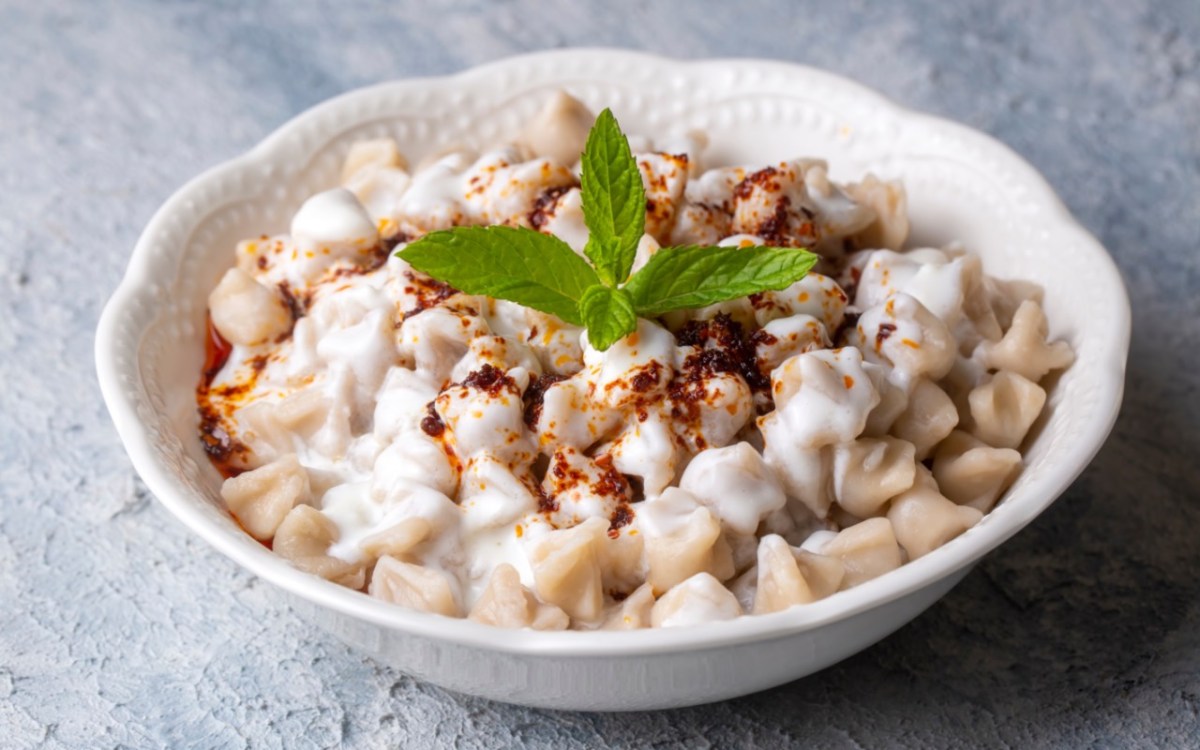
top-left (2, 0), bottom-right (1198, 747)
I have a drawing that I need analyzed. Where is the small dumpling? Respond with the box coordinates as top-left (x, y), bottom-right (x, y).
top-left (650, 572), bottom-right (743, 628)
top-left (759, 347), bottom-right (881, 449)
top-left (290, 187), bottom-right (380, 258)
top-left (369, 555), bottom-right (460, 617)
top-left (396, 306), bottom-right (490, 388)
top-left (514, 91), bottom-right (595, 167)
top-left (887, 469), bottom-right (983, 559)
top-left (831, 437), bottom-right (917, 518)
top-left (638, 153), bottom-right (690, 244)
top-left (526, 517), bottom-right (608, 623)
top-left (752, 314), bottom-right (830, 374)
top-left (861, 362), bottom-right (911, 437)
top-left (639, 488), bottom-right (735, 594)
top-left (968, 370), bottom-right (1046, 449)
top-left (602, 583), bottom-right (656, 630)
top-left (341, 140), bottom-right (411, 230)
top-left (820, 517), bottom-right (904, 589)
top-left (468, 563), bottom-right (569, 630)
top-left (678, 443), bottom-right (786, 535)
top-left (762, 440), bottom-right (833, 519)
top-left (220, 453), bottom-right (311, 541)
top-left (977, 300), bottom-right (1074, 382)
top-left (752, 534), bottom-right (845, 614)
top-left (435, 365), bottom-right (534, 464)
top-left (273, 505), bottom-right (365, 589)
top-left (371, 431), bottom-right (460, 504)
top-left (607, 410), bottom-right (683, 497)
top-left (844, 174), bottom-right (908, 251)
top-left (360, 517), bottom-right (431, 561)
top-left (208, 268), bottom-right (292, 346)
top-left (889, 379), bottom-right (959, 460)
top-left (932, 430), bottom-right (1023, 512)
top-left (852, 293), bottom-right (957, 384)
top-left (340, 138), bottom-right (407, 183)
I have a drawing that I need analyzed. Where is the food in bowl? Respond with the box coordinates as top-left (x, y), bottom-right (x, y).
top-left (196, 91), bottom-right (1073, 631)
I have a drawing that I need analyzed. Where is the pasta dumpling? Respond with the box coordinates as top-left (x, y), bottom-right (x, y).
top-left (820, 517), bottom-right (904, 589)
top-left (831, 437), bottom-right (917, 518)
top-left (968, 370), bottom-right (1046, 449)
top-left (369, 555), bottom-right (461, 617)
top-left (527, 517), bottom-right (608, 623)
top-left (650, 572), bottom-right (743, 628)
top-left (220, 453), bottom-right (310, 541)
top-left (887, 468), bottom-right (983, 559)
top-left (752, 534), bottom-right (845, 614)
top-left (932, 430), bottom-right (1023, 512)
top-left (468, 563), bottom-right (569, 631)
top-left (977, 300), bottom-right (1074, 382)
top-left (638, 488), bottom-right (734, 594)
top-left (273, 505), bottom-right (365, 589)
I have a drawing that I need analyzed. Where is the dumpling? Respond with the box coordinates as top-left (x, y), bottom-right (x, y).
top-left (852, 293), bottom-right (957, 384)
top-left (678, 443), bottom-right (786, 535)
top-left (208, 268), bottom-right (293, 346)
top-left (889, 379), bottom-right (959, 460)
top-left (514, 90), bottom-right (595, 167)
top-left (758, 347), bottom-right (880, 449)
top-left (359, 517), bottom-right (431, 561)
top-left (830, 437), bottom-right (917, 518)
top-left (602, 583), bottom-right (656, 631)
top-left (468, 563), bottom-right (569, 630)
top-left (273, 505), bottom-right (366, 589)
top-left (932, 430), bottom-right (1023, 512)
top-left (650, 573), bottom-right (743, 628)
top-left (369, 555), bottom-right (460, 617)
top-left (887, 468), bottom-right (983, 559)
top-left (526, 517), bottom-right (608, 623)
top-left (752, 534), bottom-right (845, 614)
top-left (977, 300), bottom-right (1074, 382)
top-left (820, 517), bottom-right (904, 589)
top-left (220, 453), bottom-right (311, 541)
top-left (340, 137), bottom-right (407, 183)
top-left (968, 370), bottom-right (1046, 449)
top-left (638, 488), bottom-right (734, 594)
top-left (844, 174), bottom-right (908, 251)
top-left (762, 440), bottom-right (833, 519)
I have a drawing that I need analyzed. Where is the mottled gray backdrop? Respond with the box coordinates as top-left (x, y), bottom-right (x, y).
top-left (2, 0), bottom-right (1198, 747)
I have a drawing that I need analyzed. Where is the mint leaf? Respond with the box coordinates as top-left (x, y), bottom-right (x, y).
top-left (580, 108), bottom-right (645, 286)
top-left (579, 285), bottom-right (637, 351)
top-left (398, 226), bottom-right (599, 325)
top-left (624, 245), bottom-right (820, 317)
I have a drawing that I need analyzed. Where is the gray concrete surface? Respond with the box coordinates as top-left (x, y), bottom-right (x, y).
top-left (2, 0), bottom-right (1199, 747)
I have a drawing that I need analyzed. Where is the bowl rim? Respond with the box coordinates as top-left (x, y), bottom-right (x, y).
top-left (95, 48), bottom-right (1130, 657)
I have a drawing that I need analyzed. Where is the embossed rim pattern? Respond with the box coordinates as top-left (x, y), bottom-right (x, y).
top-left (96, 49), bottom-right (1129, 657)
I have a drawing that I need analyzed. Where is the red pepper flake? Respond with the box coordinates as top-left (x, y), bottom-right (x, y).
top-left (462, 363), bottom-right (515, 396)
top-left (400, 270), bottom-right (457, 319)
top-left (608, 503), bottom-right (634, 538)
top-left (420, 402), bottom-right (445, 437)
top-left (523, 373), bottom-right (566, 429)
top-left (528, 185), bottom-right (571, 230)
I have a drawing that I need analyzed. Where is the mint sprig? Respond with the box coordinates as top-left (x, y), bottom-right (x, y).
top-left (396, 108), bottom-right (819, 351)
top-left (580, 108), bottom-right (645, 286)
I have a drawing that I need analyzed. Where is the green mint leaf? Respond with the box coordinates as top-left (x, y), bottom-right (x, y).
top-left (580, 108), bottom-right (646, 286)
top-left (578, 284), bottom-right (637, 351)
top-left (624, 245), bottom-right (820, 317)
top-left (397, 226), bottom-right (599, 326)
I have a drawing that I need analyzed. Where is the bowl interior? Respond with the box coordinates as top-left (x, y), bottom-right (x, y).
top-left (98, 50), bottom-right (1128, 654)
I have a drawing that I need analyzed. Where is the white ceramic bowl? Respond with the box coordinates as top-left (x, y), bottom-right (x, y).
top-left (95, 49), bottom-right (1129, 711)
